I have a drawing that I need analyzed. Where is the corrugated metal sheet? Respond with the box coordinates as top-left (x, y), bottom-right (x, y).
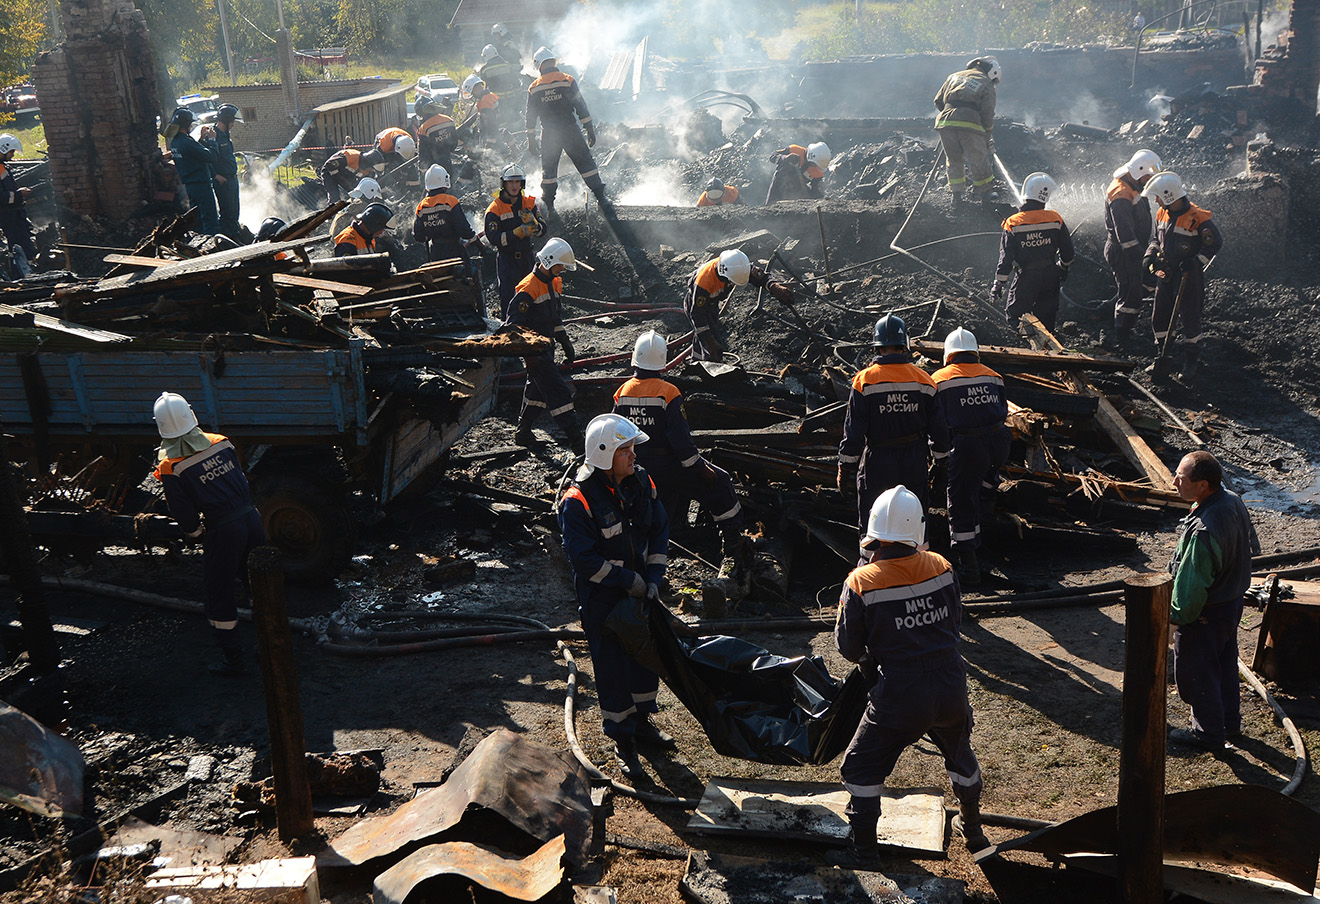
top-left (373, 836), bottom-right (565, 904)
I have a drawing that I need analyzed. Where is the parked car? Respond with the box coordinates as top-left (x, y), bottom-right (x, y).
top-left (176, 92), bottom-right (220, 124)
top-left (1, 84), bottom-right (39, 119)
top-left (414, 74), bottom-right (460, 105)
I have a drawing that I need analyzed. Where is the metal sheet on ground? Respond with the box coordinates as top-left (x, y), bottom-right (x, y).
top-left (108, 816), bottom-right (242, 867)
top-left (372, 835), bottom-right (565, 904)
top-left (686, 779), bottom-right (946, 857)
top-left (1050, 855), bottom-right (1320, 904)
top-left (680, 851), bottom-right (966, 904)
top-left (0, 702), bottom-right (85, 816)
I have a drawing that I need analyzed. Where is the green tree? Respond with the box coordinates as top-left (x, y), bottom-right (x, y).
top-left (0, 0), bottom-right (49, 89)
top-left (136, 0), bottom-right (221, 85)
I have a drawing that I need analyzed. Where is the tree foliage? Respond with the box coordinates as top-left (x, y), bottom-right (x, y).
top-left (0, 0), bottom-right (49, 88)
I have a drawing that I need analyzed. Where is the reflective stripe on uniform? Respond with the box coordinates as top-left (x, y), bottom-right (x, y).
top-left (647, 553), bottom-right (668, 566)
top-left (549, 400), bottom-right (575, 416)
top-left (589, 561), bottom-right (613, 583)
top-left (860, 570), bottom-right (955, 605)
top-left (712, 502), bottom-right (742, 522)
top-left (209, 618), bottom-right (239, 630)
top-left (602, 704), bottom-right (636, 723)
top-left (949, 765), bottom-right (982, 788)
top-left (859, 380), bottom-right (936, 396)
top-left (843, 780), bottom-right (884, 798)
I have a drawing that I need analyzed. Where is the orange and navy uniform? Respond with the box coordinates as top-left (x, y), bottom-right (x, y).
top-left (484, 191), bottom-right (543, 253)
top-left (418, 113), bottom-right (458, 165)
top-left (374, 127), bottom-right (412, 155)
top-left (836, 547), bottom-right (962, 671)
top-left (1150, 202), bottom-right (1221, 272)
top-left (1105, 172), bottom-right (1152, 252)
top-left (777, 145), bottom-right (826, 181)
top-left (684, 258), bottom-right (734, 359)
top-left (333, 224), bottom-right (375, 257)
top-left (526, 68), bottom-right (593, 133)
top-left (995, 206), bottom-right (1074, 284)
top-left (1147, 200), bottom-right (1222, 348)
top-left (153, 432), bottom-right (253, 534)
top-left (932, 358), bottom-right (1010, 548)
top-left (697, 185), bottom-right (740, 206)
top-left (413, 191), bottom-right (475, 261)
top-left (477, 92), bottom-right (499, 113)
top-left (688, 258), bottom-right (733, 306)
top-left (506, 268), bottom-right (565, 339)
top-left (931, 361), bottom-right (1007, 432)
top-left (614, 377), bottom-right (700, 471)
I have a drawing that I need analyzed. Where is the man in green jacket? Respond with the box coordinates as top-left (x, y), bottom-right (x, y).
top-left (1168, 451), bottom-right (1258, 752)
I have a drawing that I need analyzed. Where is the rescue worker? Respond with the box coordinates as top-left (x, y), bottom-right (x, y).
top-left (1104, 149), bottom-right (1162, 348)
top-left (683, 249), bottom-right (790, 363)
top-left (1142, 172), bottom-right (1222, 381)
top-left (478, 43), bottom-right (522, 98)
top-left (930, 328), bottom-right (1011, 585)
top-left (330, 177), bottom-right (384, 238)
top-left (834, 486), bottom-right (988, 865)
top-left (461, 75), bottom-right (501, 146)
top-left (320, 145), bottom-right (389, 202)
top-left (505, 237), bottom-right (584, 455)
top-left (933, 57), bottom-right (1000, 205)
top-left (697, 177), bottom-right (741, 206)
top-left (559, 413), bottom-right (672, 781)
top-left (491, 22), bottom-right (524, 73)
top-left (414, 164), bottom-right (477, 272)
top-left (206, 103), bottom-right (242, 239)
top-left (526, 46), bottom-right (612, 215)
top-left (152, 392), bottom-right (266, 675)
top-left (168, 107), bottom-right (220, 234)
top-left (613, 330), bottom-right (752, 606)
top-left (485, 163), bottom-right (545, 316)
top-left (765, 142), bottom-right (830, 203)
top-left (1167, 451), bottom-right (1258, 752)
top-left (993, 172), bottom-right (1074, 332)
top-left (373, 126), bottom-right (417, 167)
top-left (838, 313), bottom-right (950, 534)
top-left (416, 96), bottom-right (459, 176)
top-left (334, 202), bottom-right (392, 257)
top-left (254, 217), bottom-right (285, 242)
top-left (0, 134), bottom-right (37, 278)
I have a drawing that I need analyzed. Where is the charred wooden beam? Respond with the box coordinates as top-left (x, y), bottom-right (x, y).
top-left (273, 201), bottom-right (349, 243)
top-left (910, 338), bottom-right (1133, 373)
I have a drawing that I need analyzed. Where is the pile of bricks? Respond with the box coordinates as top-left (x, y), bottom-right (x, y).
top-left (32, 0), bottom-right (163, 222)
top-left (1249, 0), bottom-right (1320, 108)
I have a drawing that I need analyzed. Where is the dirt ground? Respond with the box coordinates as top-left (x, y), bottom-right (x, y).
top-left (7, 109), bottom-right (1320, 904)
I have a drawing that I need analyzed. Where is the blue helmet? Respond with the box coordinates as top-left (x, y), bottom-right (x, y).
top-left (872, 313), bottom-right (908, 349)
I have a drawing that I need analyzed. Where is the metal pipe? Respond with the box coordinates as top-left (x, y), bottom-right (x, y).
top-left (1126, 375), bottom-right (1205, 446)
top-left (267, 115), bottom-right (318, 173)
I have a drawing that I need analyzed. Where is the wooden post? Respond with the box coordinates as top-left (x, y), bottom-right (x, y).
top-left (1117, 572), bottom-right (1171, 903)
top-left (247, 546), bottom-right (313, 841)
top-left (0, 433), bottom-right (60, 673)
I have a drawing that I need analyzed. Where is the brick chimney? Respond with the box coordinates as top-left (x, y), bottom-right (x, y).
top-left (1250, 0), bottom-right (1320, 112)
top-left (32, 0), bottom-right (163, 221)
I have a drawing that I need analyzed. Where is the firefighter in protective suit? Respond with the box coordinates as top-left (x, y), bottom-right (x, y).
top-left (153, 392), bottom-right (266, 675)
top-left (931, 328), bottom-right (1011, 585)
top-left (527, 46), bottom-right (612, 215)
top-left (933, 57), bottom-right (1000, 204)
top-left (1104, 149), bottom-right (1161, 347)
top-left (559, 413), bottom-right (673, 781)
top-left (414, 165), bottom-right (477, 272)
top-left (833, 486), bottom-right (988, 867)
top-left (994, 172), bottom-right (1074, 331)
top-left (684, 249), bottom-right (792, 362)
top-left (1142, 172), bottom-right (1222, 381)
top-left (765, 142), bottom-right (830, 203)
top-left (485, 163), bottom-right (546, 317)
top-left (838, 314), bottom-right (950, 534)
top-left (613, 331), bottom-right (752, 608)
top-left (505, 238), bottom-right (584, 455)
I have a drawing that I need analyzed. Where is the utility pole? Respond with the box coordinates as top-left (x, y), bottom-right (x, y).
top-left (216, 0), bottom-right (237, 86)
top-left (48, 0), bottom-right (62, 42)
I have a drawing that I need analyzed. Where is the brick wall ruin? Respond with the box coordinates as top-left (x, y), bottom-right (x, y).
top-left (33, 0), bottom-right (163, 222)
top-left (1247, 0), bottom-right (1320, 112)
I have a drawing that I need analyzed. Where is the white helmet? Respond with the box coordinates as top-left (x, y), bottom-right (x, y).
top-left (583, 413), bottom-right (649, 472)
top-left (1021, 172), bottom-right (1059, 205)
top-left (492, 22), bottom-right (509, 38)
top-left (1143, 171), bottom-right (1187, 207)
top-left (348, 177), bottom-right (383, 201)
top-left (716, 249), bottom-right (751, 286)
top-left (154, 392), bottom-right (199, 439)
top-left (393, 134), bottom-right (417, 160)
top-left (806, 141), bottom-right (831, 169)
top-left (0, 134), bottom-right (20, 156)
top-left (533, 46), bottom-right (556, 70)
top-left (462, 74), bottom-right (485, 97)
top-left (943, 327), bottom-right (979, 363)
top-left (481, 44), bottom-right (500, 62)
top-left (980, 57), bottom-right (1002, 83)
top-left (424, 164), bottom-right (451, 191)
top-left (1125, 148), bottom-right (1162, 182)
top-left (865, 485), bottom-right (926, 548)
top-left (537, 237), bottom-right (576, 271)
top-left (501, 162), bottom-right (526, 184)
top-left (632, 330), bottom-right (667, 370)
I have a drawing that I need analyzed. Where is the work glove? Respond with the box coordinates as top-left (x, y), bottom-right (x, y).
top-left (646, 582), bottom-right (661, 602)
top-left (858, 657), bottom-right (879, 686)
top-left (627, 573), bottom-right (648, 598)
top-left (526, 132), bottom-right (539, 156)
top-left (558, 334), bottom-right (576, 365)
top-left (1058, 262), bottom-right (1070, 283)
top-left (512, 224), bottom-right (531, 239)
top-left (584, 122), bottom-right (597, 148)
top-left (1143, 252), bottom-right (1162, 277)
top-left (766, 281), bottom-right (794, 303)
top-left (837, 466), bottom-right (857, 502)
top-left (991, 280), bottom-right (1005, 303)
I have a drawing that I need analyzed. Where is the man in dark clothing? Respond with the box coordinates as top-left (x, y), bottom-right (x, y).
top-left (838, 313), bottom-right (950, 534)
top-left (168, 107), bottom-right (219, 234)
top-left (491, 23), bottom-right (525, 74)
top-left (413, 164), bottom-right (476, 272)
top-left (994, 171), bottom-right (1074, 331)
top-left (1104, 149), bottom-right (1161, 347)
top-left (559, 413), bottom-right (672, 781)
top-left (485, 162), bottom-right (545, 317)
top-left (1142, 172), bottom-right (1223, 381)
top-left (334, 202), bottom-right (392, 257)
top-left (526, 46), bottom-right (610, 214)
top-left (834, 485), bottom-right (988, 866)
top-left (1168, 451), bottom-right (1258, 752)
top-left (320, 146), bottom-right (389, 203)
top-left (478, 43), bottom-right (522, 97)
top-left (765, 143), bottom-right (830, 203)
top-left (505, 237), bottom-right (583, 455)
top-left (931, 327), bottom-right (1011, 584)
top-left (613, 330), bottom-right (751, 606)
top-left (415, 97), bottom-right (459, 177)
top-left (0, 133), bottom-right (36, 278)
top-left (933, 57), bottom-right (1000, 204)
top-left (207, 103), bottom-right (242, 239)
top-left (153, 392), bottom-right (266, 675)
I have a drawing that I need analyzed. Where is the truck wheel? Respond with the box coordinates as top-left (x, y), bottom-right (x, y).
top-left (250, 473), bottom-right (355, 583)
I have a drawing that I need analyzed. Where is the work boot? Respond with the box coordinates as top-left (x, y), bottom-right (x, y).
top-left (950, 192), bottom-right (965, 210)
top-left (955, 548), bottom-right (982, 586)
top-left (828, 814), bottom-right (881, 869)
top-left (1144, 354), bottom-right (1172, 379)
top-left (513, 409), bottom-right (542, 446)
top-left (208, 646), bottom-right (246, 676)
top-left (633, 714), bottom-right (676, 750)
top-left (702, 530), bottom-right (753, 614)
top-left (553, 412), bottom-right (585, 456)
top-left (952, 802), bottom-right (991, 853)
top-left (613, 735), bottom-right (645, 782)
top-left (1177, 345), bottom-right (1202, 382)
